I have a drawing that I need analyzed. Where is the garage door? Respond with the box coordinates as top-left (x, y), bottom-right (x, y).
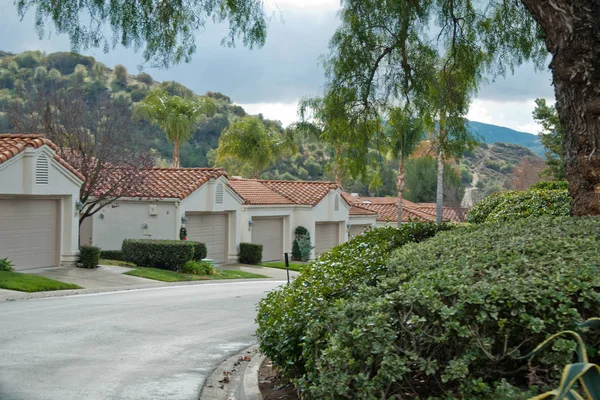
top-left (315, 223), bottom-right (340, 257)
top-left (187, 214), bottom-right (228, 263)
top-left (252, 218), bottom-right (283, 262)
top-left (0, 199), bottom-right (58, 270)
top-left (349, 224), bottom-right (371, 239)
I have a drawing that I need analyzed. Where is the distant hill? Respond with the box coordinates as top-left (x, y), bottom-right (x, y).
top-left (467, 121), bottom-right (544, 156)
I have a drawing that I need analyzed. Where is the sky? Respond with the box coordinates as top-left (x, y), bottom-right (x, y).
top-left (0, 0), bottom-right (555, 135)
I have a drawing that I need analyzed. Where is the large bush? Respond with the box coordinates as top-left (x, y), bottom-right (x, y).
top-left (190, 241), bottom-right (208, 261)
top-left (79, 245), bottom-right (101, 269)
top-left (292, 217), bottom-right (600, 399)
top-left (100, 250), bottom-right (125, 261)
top-left (122, 239), bottom-right (195, 271)
top-left (238, 242), bottom-right (262, 265)
top-left (256, 222), bottom-right (453, 379)
top-left (466, 187), bottom-right (571, 223)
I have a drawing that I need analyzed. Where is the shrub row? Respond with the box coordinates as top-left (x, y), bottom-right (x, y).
top-left (99, 250), bottom-right (125, 261)
top-left (79, 245), bottom-right (101, 269)
top-left (121, 239), bottom-right (196, 271)
top-left (256, 222), bottom-right (454, 380)
top-left (269, 217), bottom-right (600, 399)
top-left (239, 242), bottom-right (262, 265)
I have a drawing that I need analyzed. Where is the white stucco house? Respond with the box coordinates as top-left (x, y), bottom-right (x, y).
top-left (0, 134), bottom-right (84, 270)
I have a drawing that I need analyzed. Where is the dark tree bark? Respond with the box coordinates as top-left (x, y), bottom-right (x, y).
top-left (521, 0), bottom-right (600, 215)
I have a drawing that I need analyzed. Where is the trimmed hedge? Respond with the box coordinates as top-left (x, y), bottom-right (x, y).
top-left (279, 217), bottom-right (600, 399)
top-left (256, 222), bottom-right (454, 379)
top-left (466, 187), bottom-right (571, 224)
top-left (190, 241), bottom-right (207, 261)
top-left (239, 242), bottom-right (262, 265)
top-left (100, 250), bottom-right (125, 261)
top-left (79, 245), bottom-right (101, 269)
top-left (122, 239), bottom-right (194, 271)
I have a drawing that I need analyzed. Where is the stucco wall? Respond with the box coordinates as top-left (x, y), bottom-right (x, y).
top-left (241, 206), bottom-right (296, 255)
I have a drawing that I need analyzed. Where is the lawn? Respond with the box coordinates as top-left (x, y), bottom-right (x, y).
top-left (260, 261), bottom-right (307, 272)
top-left (0, 271), bottom-right (82, 292)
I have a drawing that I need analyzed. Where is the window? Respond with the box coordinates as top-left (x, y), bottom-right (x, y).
top-left (35, 154), bottom-right (49, 184)
top-left (216, 182), bottom-right (224, 204)
top-left (334, 194), bottom-right (340, 211)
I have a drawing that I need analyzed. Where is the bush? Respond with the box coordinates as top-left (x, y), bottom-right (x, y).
top-left (297, 234), bottom-right (312, 261)
top-left (180, 260), bottom-right (215, 275)
top-left (122, 239), bottom-right (194, 271)
top-left (100, 250), bottom-right (125, 261)
top-left (294, 226), bottom-right (309, 238)
top-left (466, 187), bottom-right (571, 224)
top-left (530, 180), bottom-right (569, 190)
top-left (79, 245), bottom-right (101, 269)
top-left (190, 241), bottom-right (207, 261)
top-left (238, 242), bottom-right (262, 265)
top-left (293, 217), bottom-right (600, 399)
top-left (291, 239), bottom-right (301, 261)
top-left (0, 258), bottom-right (14, 272)
top-left (256, 223), bottom-right (453, 381)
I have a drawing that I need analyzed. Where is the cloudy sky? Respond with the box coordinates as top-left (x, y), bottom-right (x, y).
top-left (0, 0), bottom-right (554, 134)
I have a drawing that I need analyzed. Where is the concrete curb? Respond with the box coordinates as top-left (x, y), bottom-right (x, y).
top-left (199, 344), bottom-right (265, 400)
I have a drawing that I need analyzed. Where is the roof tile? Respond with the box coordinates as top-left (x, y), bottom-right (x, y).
top-left (230, 178), bottom-right (341, 206)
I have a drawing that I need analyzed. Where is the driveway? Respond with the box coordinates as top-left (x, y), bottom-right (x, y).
top-left (0, 280), bottom-right (283, 400)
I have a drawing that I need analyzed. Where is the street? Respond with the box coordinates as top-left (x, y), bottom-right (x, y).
top-left (0, 280), bottom-right (283, 400)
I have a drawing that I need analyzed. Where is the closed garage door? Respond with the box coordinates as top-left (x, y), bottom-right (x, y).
top-left (187, 213), bottom-right (228, 263)
top-left (0, 199), bottom-right (58, 270)
top-left (315, 222), bottom-right (340, 257)
top-left (349, 224), bottom-right (371, 239)
top-left (252, 218), bottom-right (283, 262)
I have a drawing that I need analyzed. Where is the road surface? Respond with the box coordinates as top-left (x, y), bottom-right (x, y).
top-left (0, 280), bottom-right (283, 400)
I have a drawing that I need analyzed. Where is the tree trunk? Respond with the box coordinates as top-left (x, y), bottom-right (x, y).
top-left (436, 149), bottom-right (444, 224)
top-left (521, 0), bottom-right (600, 215)
top-left (172, 140), bottom-right (181, 168)
top-left (397, 157), bottom-right (405, 227)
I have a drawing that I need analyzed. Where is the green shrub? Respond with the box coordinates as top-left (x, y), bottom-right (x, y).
top-left (466, 187), bottom-right (571, 224)
top-left (79, 245), bottom-right (101, 269)
top-left (190, 241), bottom-right (207, 261)
top-left (238, 242), bottom-right (262, 265)
top-left (0, 258), bottom-right (14, 272)
top-left (180, 260), bottom-right (215, 275)
top-left (256, 222), bottom-right (453, 380)
top-left (530, 180), bottom-right (569, 190)
top-left (121, 239), bottom-right (194, 271)
top-left (294, 226), bottom-right (309, 238)
top-left (297, 234), bottom-right (312, 261)
top-left (291, 239), bottom-right (301, 261)
top-left (293, 217), bottom-right (600, 399)
top-left (100, 250), bottom-right (125, 261)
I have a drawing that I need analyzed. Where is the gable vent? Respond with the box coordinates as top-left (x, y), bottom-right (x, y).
top-left (35, 154), bottom-right (49, 184)
top-left (216, 183), bottom-right (224, 204)
top-left (334, 194), bottom-right (340, 211)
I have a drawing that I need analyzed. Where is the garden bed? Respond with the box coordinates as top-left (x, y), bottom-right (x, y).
top-left (259, 357), bottom-right (298, 400)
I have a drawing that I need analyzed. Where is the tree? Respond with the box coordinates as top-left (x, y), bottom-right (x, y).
top-left (404, 156), bottom-right (464, 206)
top-left (216, 116), bottom-right (295, 178)
top-left (136, 89), bottom-right (215, 168)
top-left (533, 98), bottom-right (565, 180)
top-left (16, 0), bottom-right (267, 67)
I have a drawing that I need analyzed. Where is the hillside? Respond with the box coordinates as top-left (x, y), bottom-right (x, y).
top-left (467, 121), bottom-right (544, 156)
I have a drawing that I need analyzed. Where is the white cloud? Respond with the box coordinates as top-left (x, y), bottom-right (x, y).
top-left (265, 0), bottom-right (340, 11)
top-left (237, 102), bottom-right (300, 126)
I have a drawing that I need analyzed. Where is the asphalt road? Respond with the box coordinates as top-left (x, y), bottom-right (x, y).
top-left (0, 280), bottom-right (283, 400)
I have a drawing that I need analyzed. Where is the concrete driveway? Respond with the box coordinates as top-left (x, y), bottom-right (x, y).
top-left (0, 280), bottom-right (283, 400)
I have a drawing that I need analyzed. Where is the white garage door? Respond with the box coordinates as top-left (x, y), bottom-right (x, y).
top-left (252, 218), bottom-right (283, 262)
top-left (315, 223), bottom-right (340, 257)
top-left (187, 213), bottom-right (228, 264)
top-left (349, 224), bottom-right (370, 239)
top-left (0, 199), bottom-right (58, 270)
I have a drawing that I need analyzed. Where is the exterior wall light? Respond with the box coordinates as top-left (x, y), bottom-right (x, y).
top-left (181, 215), bottom-right (188, 227)
top-left (248, 218), bottom-right (254, 228)
top-left (75, 199), bottom-right (84, 211)
top-left (346, 222), bottom-right (351, 230)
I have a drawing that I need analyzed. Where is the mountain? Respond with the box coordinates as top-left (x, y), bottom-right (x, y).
top-left (467, 121), bottom-right (544, 156)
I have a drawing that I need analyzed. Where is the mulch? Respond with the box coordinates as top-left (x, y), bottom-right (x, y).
top-left (258, 357), bottom-right (299, 400)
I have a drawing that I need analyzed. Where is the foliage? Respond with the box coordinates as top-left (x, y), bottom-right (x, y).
top-left (190, 241), bottom-right (208, 261)
top-left (466, 187), bottom-right (571, 224)
top-left (531, 181), bottom-right (569, 191)
top-left (124, 266), bottom-right (267, 281)
top-left (0, 271), bottom-right (81, 292)
top-left (0, 258), bottom-right (14, 272)
top-left (521, 318), bottom-right (600, 400)
top-left (297, 234), bottom-right (313, 262)
top-left (288, 217), bottom-right (600, 399)
top-left (121, 239), bottom-right (195, 271)
top-left (291, 240), bottom-right (301, 261)
top-left (238, 242), bottom-right (262, 265)
top-left (292, 226), bottom-right (309, 261)
top-left (256, 223), bottom-right (453, 380)
top-left (99, 250), bottom-right (125, 261)
top-left (533, 99), bottom-right (565, 181)
top-left (180, 260), bottom-right (215, 275)
top-left (78, 245), bottom-right (101, 269)
top-left (294, 226), bottom-right (309, 237)
top-left (404, 155), bottom-right (465, 205)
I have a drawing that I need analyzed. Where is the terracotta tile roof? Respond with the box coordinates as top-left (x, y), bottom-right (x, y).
top-left (349, 205), bottom-right (378, 216)
top-left (417, 204), bottom-right (470, 223)
top-left (342, 192), bottom-right (444, 223)
top-left (95, 167), bottom-right (227, 199)
top-left (0, 134), bottom-right (85, 181)
top-left (227, 178), bottom-right (295, 205)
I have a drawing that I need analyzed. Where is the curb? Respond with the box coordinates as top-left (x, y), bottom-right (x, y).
top-left (199, 344), bottom-right (265, 400)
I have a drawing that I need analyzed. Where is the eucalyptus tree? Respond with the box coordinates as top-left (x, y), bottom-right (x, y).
top-left (136, 89), bottom-right (215, 168)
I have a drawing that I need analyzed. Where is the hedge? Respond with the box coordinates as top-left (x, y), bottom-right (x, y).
top-left (190, 241), bottom-right (208, 261)
top-left (79, 245), bottom-right (101, 269)
top-left (289, 217), bottom-right (600, 399)
top-left (121, 239), bottom-right (195, 271)
top-left (100, 250), bottom-right (125, 261)
top-left (256, 222), bottom-right (453, 379)
top-left (239, 242), bottom-right (262, 265)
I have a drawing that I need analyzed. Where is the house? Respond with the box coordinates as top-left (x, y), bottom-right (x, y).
top-left (0, 134), bottom-right (84, 270)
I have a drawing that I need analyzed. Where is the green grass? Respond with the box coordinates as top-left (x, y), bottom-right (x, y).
top-left (260, 261), bottom-right (307, 272)
top-left (0, 271), bottom-right (82, 292)
top-left (124, 266), bottom-right (268, 282)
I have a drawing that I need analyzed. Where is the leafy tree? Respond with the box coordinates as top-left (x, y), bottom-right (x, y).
top-left (136, 89), bottom-right (215, 167)
top-left (404, 156), bottom-right (464, 206)
top-left (216, 115), bottom-right (295, 178)
top-left (533, 98), bottom-right (565, 180)
top-left (136, 72), bottom-right (153, 85)
top-left (112, 64), bottom-right (127, 89)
